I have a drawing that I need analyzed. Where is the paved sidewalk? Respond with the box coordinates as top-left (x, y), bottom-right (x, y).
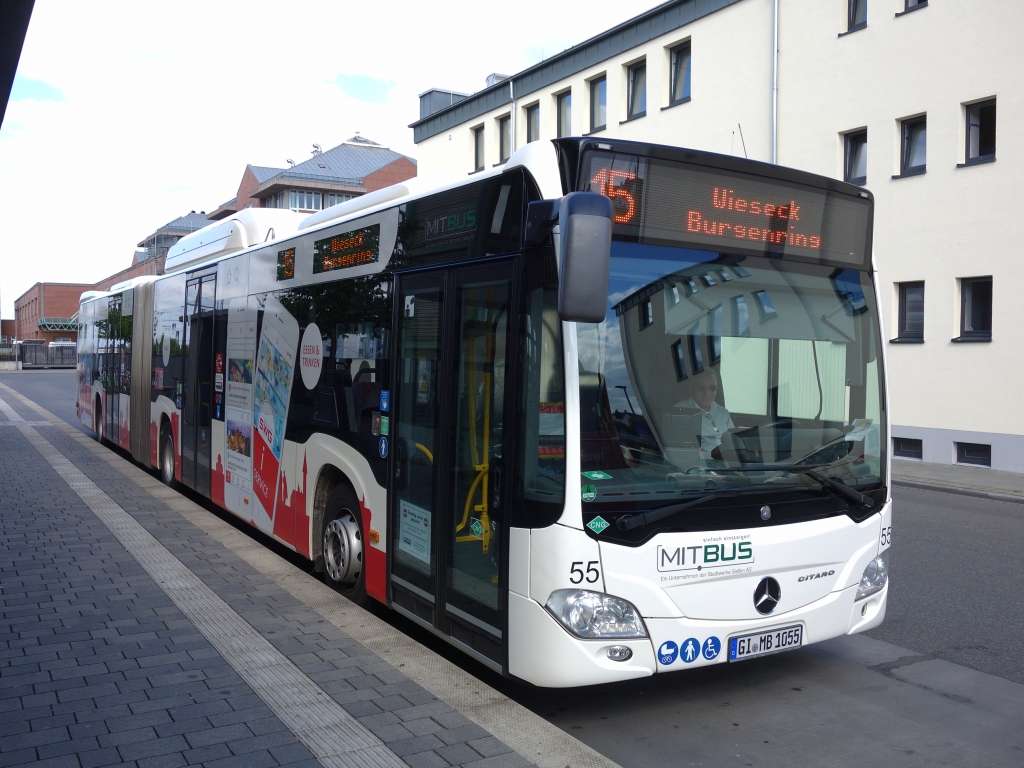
top-left (0, 384), bottom-right (615, 768)
top-left (892, 458), bottom-right (1024, 503)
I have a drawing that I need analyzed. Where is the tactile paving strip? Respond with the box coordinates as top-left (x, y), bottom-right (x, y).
top-left (0, 393), bottom-right (406, 768)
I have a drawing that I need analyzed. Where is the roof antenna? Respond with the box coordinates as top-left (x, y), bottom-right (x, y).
top-left (737, 123), bottom-right (748, 159)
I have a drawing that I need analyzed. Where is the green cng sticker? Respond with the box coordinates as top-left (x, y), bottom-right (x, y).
top-left (587, 516), bottom-right (610, 534)
top-left (581, 484), bottom-right (597, 503)
top-left (582, 470), bottom-right (613, 481)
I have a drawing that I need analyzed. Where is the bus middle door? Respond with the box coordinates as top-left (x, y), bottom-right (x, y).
top-left (181, 272), bottom-right (216, 495)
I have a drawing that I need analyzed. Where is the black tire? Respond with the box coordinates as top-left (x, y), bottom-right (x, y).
top-left (159, 427), bottom-right (177, 488)
top-left (321, 485), bottom-right (367, 606)
top-left (93, 398), bottom-right (103, 443)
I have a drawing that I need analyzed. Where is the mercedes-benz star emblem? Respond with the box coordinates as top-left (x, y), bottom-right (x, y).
top-left (754, 577), bottom-right (782, 615)
top-left (760, 505), bottom-right (772, 520)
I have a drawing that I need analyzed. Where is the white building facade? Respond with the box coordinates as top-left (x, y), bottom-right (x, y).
top-left (410, 0), bottom-right (1024, 472)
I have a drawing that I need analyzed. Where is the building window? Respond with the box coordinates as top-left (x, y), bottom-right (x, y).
top-left (669, 42), bottom-right (691, 105)
top-left (893, 437), bottom-right (923, 460)
top-left (473, 126), bottom-right (484, 171)
top-left (900, 116), bottom-right (927, 176)
top-left (557, 91), bottom-right (572, 137)
top-left (590, 76), bottom-right (607, 133)
top-left (639, 298), bottom-right (654, 329)
top-left (499, 115), bottom-right (511, 162)
top-left (627, 61), bottom-right (646, 119)
top-left (327, 193), bottom-right (353, 207)
top-left (904, 0), bottom-right (926, 10)
top-left (896, 281), bottom-right (924, 341)
top-left (753, 290), bottom-right (778, 322)
top-left (671, 340), bottom-right (687, 381)
top-left (845, 130), bottom-right (867, 184)
top-left (848, 0), bottom-right (867, 31)
top-left (956, 442), bottom-right (991, 467)
top-left (525, 104), bottom-right (540, 143)
top-left (958, 277), bottom-right (992, 341)
top-left (965, 99), bottom-right (996, 164)
top-left (731, 295), bottom-right (750, 337)
top-left (688, 326), bottom-right (704, 372)
top-left (289, 190), bottom-right (322, 210)
top-left (709, 305), bottom-right (722, 364)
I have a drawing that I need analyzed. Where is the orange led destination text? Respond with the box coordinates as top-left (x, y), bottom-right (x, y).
top-left (689, 187), bottom-right (821, 249)
top-left (321, 231), bottom-right (373, 271)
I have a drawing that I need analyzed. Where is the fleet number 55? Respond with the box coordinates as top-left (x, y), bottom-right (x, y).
top-left (569, 561), bottom-right (600, 584)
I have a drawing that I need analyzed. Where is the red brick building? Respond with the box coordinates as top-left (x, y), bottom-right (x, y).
top-left (208, 135), bottom-right (417, 220)
top-left (13, 282), bottom-right (94, 342)
top-left (12, 211), bottom-right (207, 343)
top-left (12, 136), bottom-right (417, 344)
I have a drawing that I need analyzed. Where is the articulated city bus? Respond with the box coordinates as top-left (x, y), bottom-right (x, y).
top-left (77, 137), bottom-right (890, 687)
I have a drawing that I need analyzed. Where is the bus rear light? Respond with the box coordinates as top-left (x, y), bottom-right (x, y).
top-left (546, 589), bottom-right (648, 639)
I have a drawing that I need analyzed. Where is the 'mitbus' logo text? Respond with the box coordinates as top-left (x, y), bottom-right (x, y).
top-left (425, 207), bottom-right (476, 240)
top-left (657, 541), bottom-right (753, 572)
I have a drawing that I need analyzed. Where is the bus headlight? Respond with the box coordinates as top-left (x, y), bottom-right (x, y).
top-left (855, 550), bottom-right (889, 601)
top-left (545, 589), bottom-right (648, 639)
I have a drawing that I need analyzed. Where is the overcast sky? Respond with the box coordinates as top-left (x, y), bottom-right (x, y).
top-left (0, 0), bottom-right (657, 318)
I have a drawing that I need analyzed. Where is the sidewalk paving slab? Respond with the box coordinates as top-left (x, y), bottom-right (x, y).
top-left (0, 385), bottom-right (617, 768)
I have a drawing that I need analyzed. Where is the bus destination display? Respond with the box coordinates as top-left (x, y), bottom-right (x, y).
top-left (313, 223), bottom-right (380, 274)
top-left (582, 151), bottom-right (871, 267)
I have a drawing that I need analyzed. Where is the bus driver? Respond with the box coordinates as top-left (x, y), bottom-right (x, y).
top-left (677, 367), bottom-right (735, 460)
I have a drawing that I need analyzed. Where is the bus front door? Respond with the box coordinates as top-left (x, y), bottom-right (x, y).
top-left (181, 272), bottom-right (216, 496)
top-left (390, 260), bottom-right (516, 667)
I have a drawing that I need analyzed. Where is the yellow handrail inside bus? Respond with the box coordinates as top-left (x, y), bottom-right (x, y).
top-left (455, 307), bottom-right (497, 555)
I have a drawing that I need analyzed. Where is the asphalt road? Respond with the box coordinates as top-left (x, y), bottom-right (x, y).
top-left (7, 368), bottom-right (1024, 767)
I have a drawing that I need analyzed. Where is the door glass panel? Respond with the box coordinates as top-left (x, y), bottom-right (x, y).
top-left (182, 280), bottom-right (200, 488)
top-left (392, 279), bottom-right (444, 601)
top-left (195, 276), bottom-right (216, 496)
top-left (447, 276), bottom-right (510, 632)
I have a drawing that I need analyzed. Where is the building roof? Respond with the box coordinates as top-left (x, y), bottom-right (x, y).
top-left (409, 0), bottom-right (743, 143)
top-left (137, 211), bottom-right (212, 246)
top-left (250, 165), bottom-right (284, 184)
top-left (246, 136), bottom-right (416, 198)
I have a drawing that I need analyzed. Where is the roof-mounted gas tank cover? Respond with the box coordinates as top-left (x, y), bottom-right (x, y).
top-left (556, 191), bottom-right (612, 324)
top-left (164, 208), bottom-right (304, 272)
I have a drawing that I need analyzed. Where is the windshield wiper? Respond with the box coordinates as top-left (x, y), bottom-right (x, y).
top-left (616, 494), bottom-right (717, 531)
top-left (711, 464), bottom-right (874, 508)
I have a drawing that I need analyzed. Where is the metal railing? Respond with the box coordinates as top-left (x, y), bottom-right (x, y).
top-left (6, 342), bottom-right (78, 368)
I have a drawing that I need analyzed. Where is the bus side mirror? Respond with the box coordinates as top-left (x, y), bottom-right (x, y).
top-left (557, 192), bottom-right (612, 324)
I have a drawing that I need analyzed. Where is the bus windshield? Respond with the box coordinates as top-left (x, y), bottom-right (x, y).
top-left (576, 240), bottom-right (886, 522)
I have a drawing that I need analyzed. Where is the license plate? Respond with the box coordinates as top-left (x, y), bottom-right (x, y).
top-left (729, 624), bottom-right (803, 661)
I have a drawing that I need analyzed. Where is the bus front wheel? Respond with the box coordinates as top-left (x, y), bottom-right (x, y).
top-left (322, 486), bottom-right (367, 605)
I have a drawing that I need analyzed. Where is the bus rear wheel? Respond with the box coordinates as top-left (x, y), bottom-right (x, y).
top-left (322, 486), bottom-right (367, 605)
top-left (93, 399), bottom-right (103, 443)
top-left (159, 428), bottom-right (176, 487)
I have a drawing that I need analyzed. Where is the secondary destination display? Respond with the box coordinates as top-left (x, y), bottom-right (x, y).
top-left (581, 151), bottom-right (871, 268)
top-left (313, 223), bottom-right (380, 274)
